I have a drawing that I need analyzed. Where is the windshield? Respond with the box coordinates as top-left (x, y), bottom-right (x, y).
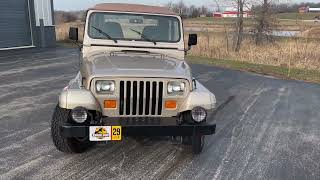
top-left (88, 12), bottom-right (181, 43)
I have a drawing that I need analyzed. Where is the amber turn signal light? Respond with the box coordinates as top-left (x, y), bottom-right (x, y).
top-left (104, 100), bottom-right (117, 109)
top-left (165, 100), bottom-right (177, 109)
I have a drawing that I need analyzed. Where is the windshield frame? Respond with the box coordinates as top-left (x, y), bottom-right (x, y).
top-left (87, 12), bottom-right (182, 43)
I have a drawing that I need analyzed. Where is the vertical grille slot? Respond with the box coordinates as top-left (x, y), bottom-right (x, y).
top-left (145, 82), bottom-right (150, 115)
top-left (120, 81), bottom-right (124, 115)
top-left (126, 81), bottom-right (131, 115)
top-left (119, 80), bottom-right (163, 116)
top-left (132, 81), bottom-right (138, 115)
top-left (139, 81), bottom-right (144, 115)
top-left (151, 82), bottom-right (157, 115)
top-left (158, 82), bottom-right (163, 115)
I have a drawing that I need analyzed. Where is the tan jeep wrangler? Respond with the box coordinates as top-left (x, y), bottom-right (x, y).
top-left (51, 3), bottom-right (217, 154)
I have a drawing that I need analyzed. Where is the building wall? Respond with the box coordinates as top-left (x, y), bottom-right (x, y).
top-left (309, 8), bottom-right (320, 12)
top-left (34, 0), bottom-right (54, 26)
top-left (221, 12), bottom-right (252, 18)
top-left (0, 0), bottom-right (34, 50)
top-left (299, 7), bottom-right (320, 13)
top-left (0, 0), bottom-right (56, 50)
top-left (30, 0), bottom-right (56, 48)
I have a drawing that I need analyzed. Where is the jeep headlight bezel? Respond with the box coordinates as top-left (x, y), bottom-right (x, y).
top-left (96, 80), bottom-right (115, 94)
top-left (167, 81), bottom-right (185, 95)
top-left (191, 106), bottom-right (207, 123)
top-left (71, 107), bottom-right (88, 123)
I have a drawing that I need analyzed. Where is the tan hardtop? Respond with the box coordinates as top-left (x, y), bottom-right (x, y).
top-left (90, 3), bottom-right (177, 15)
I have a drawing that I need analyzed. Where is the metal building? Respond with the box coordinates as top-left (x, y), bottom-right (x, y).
top-left (309, 8), bottom-right (320, 12)
top-left (0, 0), bottom-right (56, 50)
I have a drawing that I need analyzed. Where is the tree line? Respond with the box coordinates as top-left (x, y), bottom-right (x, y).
top-left (272, 2), bottom-right (320, 13)
top-left (54, 1), bottom-right (320, 24)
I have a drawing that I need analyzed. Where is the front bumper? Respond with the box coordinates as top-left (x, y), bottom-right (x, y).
top-left (61, 117), bottom-right (216, 137)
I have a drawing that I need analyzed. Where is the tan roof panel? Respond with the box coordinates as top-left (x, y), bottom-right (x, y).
top-left (90, 3), bottom-right (177, 15)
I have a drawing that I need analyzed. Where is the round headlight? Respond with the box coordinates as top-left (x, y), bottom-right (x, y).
top-left (168, 81), bottom-right (185, 94)
top-left (71, 107), bottom-right (88, 123)
top-left (96, 81), bottom-right (115, 93)
top-left (191, 107), bottom-right (207, 123)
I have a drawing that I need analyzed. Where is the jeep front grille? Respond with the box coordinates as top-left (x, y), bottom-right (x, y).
top-left (119, 81), bottom-right (164, 116)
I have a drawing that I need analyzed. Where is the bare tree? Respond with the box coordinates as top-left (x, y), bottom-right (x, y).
top-left (166, 0), bottom-right (188, 18)
top-left (234, 0), bottom-right (245, 52)
top-left (254, 0), bottom-right (278, 45)
top-left (189, 5), bottom-right (201, 18)
top-left (166, 1), bottom-right (174, 9)
top-left (200, 6), bottom-right (209, 16)
top-left (166, 1), bottom-right (211, 18)
top-left (54, 11), bottom-right (80, 24)
top-left (210, 0), bottom-right (248, 51)
top-left (213, 0), bottom-right (222, 12)
top-left (211, 0), bottom-right (247, 52)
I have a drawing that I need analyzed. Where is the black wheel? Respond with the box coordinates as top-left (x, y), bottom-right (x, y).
top-left (192, 134), bottom-right (205, 154)
top-left (182, 136), bottom-right (192, 145)
top-left (51, 105), bottom-right (95, 153)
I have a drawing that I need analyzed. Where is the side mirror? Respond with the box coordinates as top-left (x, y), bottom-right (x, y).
top-left (188, 34), bottom-right (198, 48)
top-left (69, 27), bottom-right (79, 41)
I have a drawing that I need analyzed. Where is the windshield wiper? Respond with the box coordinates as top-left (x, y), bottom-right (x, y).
top-left (91, 26), bottom-right (118, 43)
top-left (130, 28), bottom-right (157, 45)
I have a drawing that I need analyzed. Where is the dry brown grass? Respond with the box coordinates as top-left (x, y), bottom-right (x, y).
top-left (300, 27), bottom-right (320, 38)
top-left (55, 21), bottom-right (85, 42)
top-left (55, 22), bottom-right (320, 71)
top-left (187, 33), bottom-right (320, 71)
top-left (184, 17), bottom-right (320, 31)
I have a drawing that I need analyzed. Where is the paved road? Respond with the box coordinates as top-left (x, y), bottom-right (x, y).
top-left (0, 48), bottom-right (319, 180)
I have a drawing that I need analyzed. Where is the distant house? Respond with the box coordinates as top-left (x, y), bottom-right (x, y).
top-left (222, 11), bottom-right (252, 18)
top-left (299, 7), bottom-right (309, 13)
top-left (213, 6), bottom-right (252, 18)
top-left (309, 8), bottom-right (320, 12)
top-left (299, 6), bottom-right (320, 13)
top-left (213, 13), bottom-right (222, 18)
top-left (213, 11), bottom-right (252, 18)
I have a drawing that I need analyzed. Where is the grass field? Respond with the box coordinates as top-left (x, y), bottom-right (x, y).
top-left (188, 56), bottom-right (320, 84)
top-left (186, 32), bottom-right (320, 71)
top-left (301, 27), bottom-right (320, 38)
top-left (57, 38), bottom-right (320, 84)
top-left (56, 16), bottom-right (320, 84)
top-left (187, 12), bottom-right (320, 21)
top-left (184, 17), bottom-right (254, 26)
top-left (56, 22), bottom-right (320, 71)
top-left (276, 12), bottom-right (320, 20)
top-left (184, 14), bottom-right (320, 31)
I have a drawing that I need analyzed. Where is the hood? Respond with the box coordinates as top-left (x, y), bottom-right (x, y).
top-left (83, 53), bottom-right (192, 80)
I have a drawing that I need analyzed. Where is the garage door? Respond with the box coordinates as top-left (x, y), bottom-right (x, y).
top-left (0, 0), bottom-right (33, 49)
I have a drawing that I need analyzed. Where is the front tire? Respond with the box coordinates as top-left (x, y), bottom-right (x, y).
top-left (182, 136), bottom-right (192, 145)
top-left (51, 105), bottom-right (95, 153)
top-left (192, 135), bottom-right (205, 154)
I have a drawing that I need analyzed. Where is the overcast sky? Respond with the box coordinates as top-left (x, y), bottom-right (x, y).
top-left (54, 0), bottom-right (320, 11)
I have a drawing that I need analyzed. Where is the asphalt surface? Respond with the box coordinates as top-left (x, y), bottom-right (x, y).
top-left (0, 48), bottom-right (319, 180)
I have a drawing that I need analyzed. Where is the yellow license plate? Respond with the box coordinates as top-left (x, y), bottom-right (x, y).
top-left (111, 126), bottom-right (122, 141)
top-left (89, 126), bottom-right (122, 141)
